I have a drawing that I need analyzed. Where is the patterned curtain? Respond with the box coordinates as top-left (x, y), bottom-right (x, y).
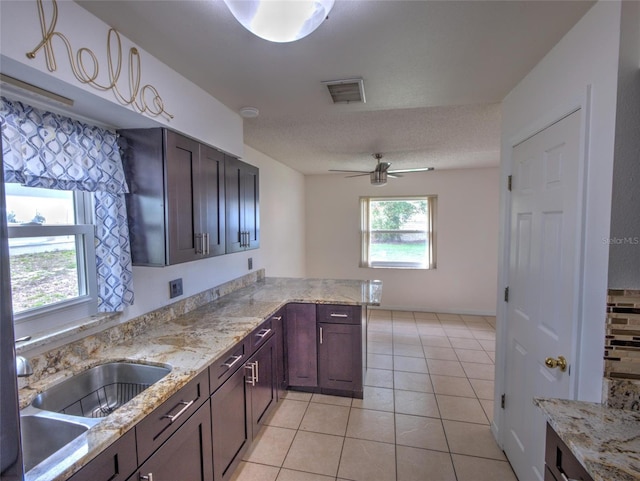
top-left (1, 97), bottom-right (134, 312)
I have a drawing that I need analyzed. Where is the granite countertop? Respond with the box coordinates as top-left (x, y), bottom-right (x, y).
top-left (22, 277), bottom-right (382, 481)
top-left (535, 397), bottom-right (640, 481)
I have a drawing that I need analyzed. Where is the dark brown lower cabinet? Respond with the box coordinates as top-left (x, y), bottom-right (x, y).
top-left (317, 322), bottom-right (362, 394)
top-left (544, 423), bottom-right (594, 481)
top-left (128, 400), bottom-right (213, 481)
top-left (211, 363), bottom-right (250, 481)
top-left (271, 309), bottom-right (287, 398)
top-left (286, 303), bottom-right (317, 387)
top-left (67, 428), bottom-right (137, 481)
top-left (247, 335), bottom-right (277, 439)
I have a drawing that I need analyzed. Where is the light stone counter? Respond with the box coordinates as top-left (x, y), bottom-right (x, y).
top-left (535, 397), bottom-right (640, 481)
top-left (21, 276), bottom-right (382, 481)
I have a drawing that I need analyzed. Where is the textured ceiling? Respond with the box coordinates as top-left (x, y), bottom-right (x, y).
top-left (77, 0), bottom-right (594, 174)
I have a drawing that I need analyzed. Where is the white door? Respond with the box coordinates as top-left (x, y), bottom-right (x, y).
top-left (503, 110), bottom-right (582, 481)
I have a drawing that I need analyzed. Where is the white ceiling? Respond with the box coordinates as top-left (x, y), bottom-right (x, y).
top-left (77, 0), bottom-right (594, 175)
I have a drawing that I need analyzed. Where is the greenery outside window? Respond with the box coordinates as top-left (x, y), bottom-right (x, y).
top-left (5, 184), bottom-right (97, 336)
top-left (360, 196), bottom-right (436, 269)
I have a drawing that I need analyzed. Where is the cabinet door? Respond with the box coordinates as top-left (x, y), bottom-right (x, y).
top-left (318, 323), bottom-right (362, 393)
top-left (130, 401), bottom-right (213, 481)
top-left (211, 363), bottom-right (250, 481)
top-left (200, 145), bottom-right (226, 257)
top-left (225, 156), bottom-right (259, 253)
top-left (286, 304), bottom-right (317, 387)
top-left (165, 130), bottom-right (200, 264)
top-left (241, 163), bottom-right (259, 250)
top-left (247, 335), bottom-right (276, 439)
top-left (68, 429), bottom-right (137, 481)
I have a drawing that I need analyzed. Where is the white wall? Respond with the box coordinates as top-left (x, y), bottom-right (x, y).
top-left (0, 0), bottom-right (243, 156)
top-left (495, 0), bottom-right (621, 440)
top-left (306, 168), bottom-right (499, 314)
top-left (608, 0), bottom-right (640, 288)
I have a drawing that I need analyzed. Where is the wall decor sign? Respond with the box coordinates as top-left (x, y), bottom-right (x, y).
top-left (26, 0), bottom-right (173, 120)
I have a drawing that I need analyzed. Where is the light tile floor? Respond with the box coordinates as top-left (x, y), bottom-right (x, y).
top-left (231, 310), bottom-right (519, 481)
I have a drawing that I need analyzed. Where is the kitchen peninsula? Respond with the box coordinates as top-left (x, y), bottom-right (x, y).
top-left (18, 275), bottom-right (382, 481)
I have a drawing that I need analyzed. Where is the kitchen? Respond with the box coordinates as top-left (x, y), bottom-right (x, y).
top-left (1, 1), bottom-right (639, 481)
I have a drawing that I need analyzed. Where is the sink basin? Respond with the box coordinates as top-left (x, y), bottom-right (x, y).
top-left (20, 415), bottom-right (88, 472)
top-left (31, 362), bottom-right (171, 418)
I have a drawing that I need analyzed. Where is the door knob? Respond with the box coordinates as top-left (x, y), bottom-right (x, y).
top-left (544, 355), bottom-right (567, 372)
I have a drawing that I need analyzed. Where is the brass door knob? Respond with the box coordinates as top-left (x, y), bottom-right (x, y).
top-left (544, 355), bottom-right (567, 372)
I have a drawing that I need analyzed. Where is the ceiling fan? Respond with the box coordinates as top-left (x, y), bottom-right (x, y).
top-left (329, 153), bottom-right (434, 186)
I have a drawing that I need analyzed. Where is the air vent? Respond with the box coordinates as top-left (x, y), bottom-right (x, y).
top-left (322, 78), bottom-right (365, 104)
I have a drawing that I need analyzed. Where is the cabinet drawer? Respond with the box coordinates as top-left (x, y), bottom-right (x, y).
top-left (317, 304), bottom-right (361, 325)
top-left (249, 317), bottom-right (275, 353)
top-left (545, 424), bottom-right (594, 481)
top-left (68, 428), bottom-right (137, 481)
top-left (210, 340), bottom-right (247, 393)
top-left (136, 370), bottom-right (209, 463)
top-left (132, 400), bottom-right (213, 481)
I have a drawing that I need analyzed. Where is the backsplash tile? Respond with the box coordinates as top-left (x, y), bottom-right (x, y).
top-left (604, 289), bottom-right (640, 409)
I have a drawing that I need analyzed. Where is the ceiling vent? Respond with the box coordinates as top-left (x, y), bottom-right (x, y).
top-left (322, 78), bottom-right (365, 104)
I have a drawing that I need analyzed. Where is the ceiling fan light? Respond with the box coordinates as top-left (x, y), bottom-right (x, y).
top-left (223, 0), bottom-right (335, 43)
top-left (370, 171), bottom-right (387, 186)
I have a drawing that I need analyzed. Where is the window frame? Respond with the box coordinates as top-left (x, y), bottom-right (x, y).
top-left (6, 188), bottom-right (98, 338)
top-left (360, 195), bottom-right (437, 270)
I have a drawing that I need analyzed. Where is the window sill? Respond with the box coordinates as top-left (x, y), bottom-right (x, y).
top-left (15, 311), bottom-right (122, 356)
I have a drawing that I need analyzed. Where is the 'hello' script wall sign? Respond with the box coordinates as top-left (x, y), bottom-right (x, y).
top-left (26, 0), bottom-right (173, 120)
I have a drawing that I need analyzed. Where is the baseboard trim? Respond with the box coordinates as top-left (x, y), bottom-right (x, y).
top-left (369, 305), bottom-right (496, 317)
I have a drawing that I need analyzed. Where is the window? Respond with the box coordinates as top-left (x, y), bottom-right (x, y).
top-left (360, 196), bottom-right (436, 269)
top-left (5, 184), bottom-right (97, 334)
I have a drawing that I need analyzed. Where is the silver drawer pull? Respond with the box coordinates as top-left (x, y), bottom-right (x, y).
top-left (319, 327), bottom-right (323, 345)
top-left (222, 354), bottom-right (243, 368)
top-left (560, 473), bottom-right (580, 481)
top-left (254, 360), bottom-right (259, 383)
top-left (272, 316), bottom-right (282, 321)
top-left (256, 328), bottom-right (272, 338)
top-left (330, 313), bottom-right (349, 318)
top-left (140, 473), bottom-right (153, 481)
top-left (162, 400), bottom-right (194, 423)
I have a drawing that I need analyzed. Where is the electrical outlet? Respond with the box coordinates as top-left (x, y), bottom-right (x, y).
top-left (248, 257), bottom-right (253, 270)
top-left (169, 278), bottom-right (183, 299)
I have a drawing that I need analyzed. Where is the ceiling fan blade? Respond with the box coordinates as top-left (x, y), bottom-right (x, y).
top-left (388, 167), bottom-right (434, 174)
top-left (387, 173), bottom-right (403, 178)
top-left (329, 169), bottom-right (372, 174)
top-left (345, 173), bottom-right (373, 178)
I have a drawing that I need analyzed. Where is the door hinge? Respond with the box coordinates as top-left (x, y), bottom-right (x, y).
top-left (501, 393), bottom-right (506, 409)
top-left (504, 286), bottom-right (509, 302)
top-left (507, 175), bottom-right (512, 191)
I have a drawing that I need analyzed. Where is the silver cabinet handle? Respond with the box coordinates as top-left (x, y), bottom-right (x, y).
top-left (246, 231), bottom-right (250, 248)
top-left (140, 474), bottom-right (153, 481)
top-left (256, 328), bottom-right (271, 339)
top-left (222, 354), bottom-right (243, 369)
top-left (245, 362), bottom-right (256, 386)
top-left (330, 313), bottom-right (349, 318)
top-left (162, 400), bottom-right (194, 423)
top-left (203, 232), bottom-right (209, 255)
top-left (254, 360), bottom-right (259, 383)
top-left (319, 327), bottom-right (324, 345)
top-left (560, 473), bottom-right (580, 481)
top-left (272, 316), bottom-right (282, 321)
top-left (195, 233), bottom-right (202, 254)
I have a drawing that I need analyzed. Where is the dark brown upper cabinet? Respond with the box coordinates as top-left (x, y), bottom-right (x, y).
top-left (119, 128), bottom-right (226, 266)
top-left (225, 156), bottom-right (259, 253)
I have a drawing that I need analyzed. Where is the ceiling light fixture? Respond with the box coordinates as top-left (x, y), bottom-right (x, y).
top-left (223, 0), bottom-right (335, 43)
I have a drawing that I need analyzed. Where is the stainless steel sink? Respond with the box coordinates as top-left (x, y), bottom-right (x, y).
top-left (20, 415), bottom-right (89, 472)
top-left (31, 362), bottom-right (171, 418)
